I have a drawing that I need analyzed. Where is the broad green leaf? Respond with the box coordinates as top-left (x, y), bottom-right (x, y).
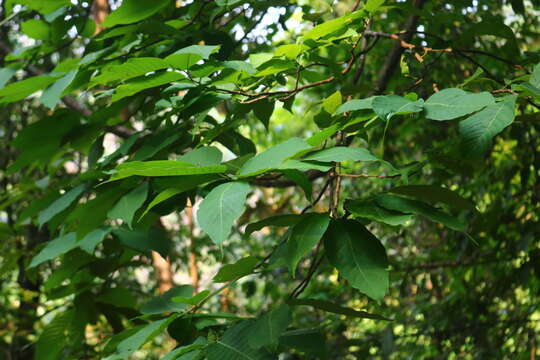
top-left (248, 304), bottom-right (292, 349)
top-left (275, 44), bottom-right (308, 59)
top-left (78, 227), bottom-right (110, 254)
top-left (29, 232), bottom-right (78, 268)
top-left (280, 169), bottom-right (313, 200)
top-left (224, 60), bottom-right (256, 74)
top-left (389, 185), bottom-right (475, 211)
top-left (172, 290), bottom-right (210, 305)
top-left (103, 318), bottom-right (174, 360)
top-left (279, 329), bottom-right (327, 357)
top-left (322, 91), bottom-right (342, 114)
top-left (238, 137), bottom-right (311, 177)
top-left (108, 161), bottom-right (227, 182)
top-left (277, 159), bottom-right (333, 172)
top-left (207, 320), bottom-right (274, 360)
top-left (112, 71), bottom-right (185, 102)
top-left (0, 67), bottom-right (18, 88)
top-left (38, 183), bottom-right (87, 226)
top-left (107, 182), bottom-right (149, 228)
top-left (458, 95), bottom-right (517, 156)
top-left (304, 146), bottom-right (378, 163)
top-left (0, 75), bottom-right (58, 104)
top-left (334, 97), bottom-right (374, 114)
top-left (213, 256), bottom-right (259, 282)
top-left (90, 57), bottom-right (169, 86)
top-left (166, 45), bottom-right (220, 69)
top-left (374, 194), bottom-right (465, 231)
top-left (345, 199), bottom-right (413, 226)
top-left (35, 310), bottom-right (74, 360)
top-left (15, 0), bottom-right (70, 14)
top-left (372, 95), bottom-right (424, 121)
top-left (196, 181), bottom-right (251, 245)
top-left (424, 88), bottom-right (495, 121)
top-left (254, 58), bottom-right (295, 77)
top-left (253, 98), bottom-right (275, 128)
top-left (307, 123), bottom-right (340, 146)
top-left (97, 287), bottom-right (137, 309)
top-left (161, 339), bottom-right (206, 360)
top-left (177, 146), bottom-right (223, 166)
top-left (284, 213), bottom-right (330, 277)
top-left (289, 298), bottom-right (391, 320)
top-left (302, 10), bottom-right (366, 40)
top-left (21, 19), bottom-right (50, 40)
top-left (530, 63), bottom-right (540, 88)
top-left (114, 227), bottom-right (171, 258)
top-left (365, 0), bottom-right (386, 12)
top-left (140, 285), bottom-right (193, 314)
top-left (40, 70), bottom-right (78, 109)
top-left (324, 219), bottom-right (389, 300)
top-left (103, 0), bottom-right (169, 27)
top-left (245, 214), bottom-right (303, 235)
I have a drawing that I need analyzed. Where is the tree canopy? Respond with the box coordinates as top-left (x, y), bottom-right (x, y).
top-left (1, 0), bottom-right (540, 359)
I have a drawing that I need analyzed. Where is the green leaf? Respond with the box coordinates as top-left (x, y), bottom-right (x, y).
top-left (275, 44), bottom-right (308, 59)
top-left (15, 0), bottom-right (70, 14)
top-left (224, 60), bottom-right (257, 74)
top-left (40, 70), bottom-right (78, 109)
top-left (161, 339), bottom-right (206, 360)
top-left (277, 159), bottom-right (333, 172)
top-left (307, 123), bottom-right (340, 146)
top-left (213, 256), bottom-right (259, 282)
top-left (207, 320), bottom-right (274, 360)
top-left (279, 329), bottom-right (327, 357)
top-left (324, 219), bottom-right (389, 300)
top-left (177, 146), bottom-right (223, 166)
top-left (345, 199), bottom-right (413, 226)
top-left (114, 227), bottom-right (171, 258)
top-left (388, 185), bottom-right (475, 211)
top-left (374, 194), bottom-right (465, 231)
top-left (322, 91), bottom-right (342, 114)
top-left (35, 310), bottom-right (74, 360)
top-left (103, 0), bottom-right (169, 27)
top-left (283, 213), bottom-right (330, 277)
top-left (248, 304), bottom-right (292, 349)
top-left (304, 146), bottom-right (378, 163)
top-left (424, 88), bottom-right (495, 121)
top-left (21, 19), bottom-right (50, 40)
top-left (172, 290), bottom-right (210, 305)
top-left (365, 0), bottom-right (386, 12)
top-left (38, 183), bottom-right (87, 226)
top-left (107, 182), bottom-right (149, 228)
top-left (254, 58), bottom-right (295, 77)
top-left (245, 214), bottom-right (303, 235)
top-left (140, 285), bottom-right (193, 314)
top-left (279, 169), bottom-right (313, 200)
top-left (458, 95), bottom-right (517, 156)
top-left (238, 137), bottom-right (311, 177)
top-left (78, 227), bottom-right (110, 254)
top-left (0, 75), bottom-right (58, 104)
top-left (372, 95), bottom-right (424, 121)
top-left (165, 45), bottom-right (220, 69)
top-left (108, 161), bottom-right (227, 182)
top-left (112, 71), bottom-right (185, 102)
top-left (530, 63), bottom-right (540, 88)
top-left (97, 287), bottom-right (137, 309)
top-left (302, 10), bottom-right (366, 40)
top-left (288, 298), bottom-right (391, 320)
top-left (90, 57), bottom-right (169, 86)
top-left (253, 98), bottom-right (275, 129)
top-left (103, 318), bottom-right (174, 360)
top-left (196, 181), bottom-right (251, 245)
top-left (334, 97), bottom-right (374, 114)
top-left (0, 66), bottom-right (18, 88)
top-left (29, 232), bottom-right (78, 268)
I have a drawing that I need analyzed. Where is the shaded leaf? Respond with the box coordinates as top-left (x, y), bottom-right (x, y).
top-left (372, 95), bottom-right (424, 121)
top-left (38, 183), bottom-right (87, 226)
top-left (248, 304), bottom-right (292, 349)
top-left (424, 88), bottom-right (495, 120)
top-left (112, 71), bottom-right (185, 102)
top-left (289, 298), bottom-right (391, 320)
top-left (140, 285), bottom-right (193, 314)
top-left (107, 182), bottom-right (149, 227)
top-left (91, 57), bottom-right (169, 86)
top-left (40, 70), bottom-right (78, 109)
top-left (29, 232), bottom-right (77, 268)
top-left (345, 199), bottom-right (413, 226)
top-left (213, 256), bottom-right (259, 282)
top-left (304, 146), bottom-right (377, 163)
top-left (388, 185), bottom-right (475, 211)
top-left (245, 214), bottom-right (303, 235)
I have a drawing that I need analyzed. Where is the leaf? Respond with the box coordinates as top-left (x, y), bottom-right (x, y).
top-left (458, 95), bottom-right (517, 156)
top-left (78, 227), bottom-right (110, 254)
top-left (97, 287), bottom-right (137, 309)
top-left (304, 146), bottom-right (378, 163)
top-left (279, 329), bottom-right (327, 357)
top-left (35, 310), bottom-right (74, 360)
top-left (530, 63), bottom-right (540, 88)
top-left (279, 169), bottom-right (313, 200)
top-left (206, 320), bottom-right (274, 360)
top-left (140, 285), bottom-right (193, 314)
top-left (238, 137), bottom-right (311, 177)
top-left (196, 181), bottom-right (251, 245)
top-left (224, 60), bottom-right (257, 74)
top-left (0, 75), bottom-right (58, 104)
top-left (213, 256), bottom-right (259, 282)
top-left (248, 304), bottom-right (292, 349)
top-left (288, 298), bottom-right (391, 320)
top-left (365, 0), bottom-right (386, 12)
top-left (38, 183), bottom-right (87, 226)
top-left (40, 70), bottom-right (78, 109)
top-left (172, 290), bottom-right (210, 305)
top-left (112, 71), bottom-right (185, 102)
top-left (345, 199), bottom-right (413, 226)
top-left (108, 161), bottom-right (227, 182)
top-left (114, 226), bottom-right (171, 258)
top-left (166, 45), bottom-right (220, 69)
top-left (334, 97), bottom-right (374, 114)
top-left (324, 219), bottom-right (389, 300)
top-left (302, 10), bottom-right (366, 40)
top-left (161, 339), bottom-right (206, 360)
top-left (254, 58), bottom-right (295, 77)
top-left (90, 57), bottom-right (169, 86)
top-left (253, 98), bottom-right (275, 129)
top-left (424, 88), bottom-right (495, 121)
top-left (374, 194), bottom-right (466, 231)
top-left (0, 66), bottom-right (18, 88)
top-left (21, 19), bottom-right (50, 40)
top-left (177, 146), bottom-right (223, 166)
top-left (388, 185), bottom-right (475, 211)
top-left (283, 213), bottom-right (330, 277)
top-left (322, 91), bottom-right (342, 114)
top-left (307, 123), bottom-right (340, 146)
top-left (103, 0), bottom-right (169, 27)
top-left (29, 232), bottom-right (78, 268)
top-left (103, 318), bottom-right (174, 360)
top-left (15, 0), bottom-right (70, 14)
top-left (372, 95), bottom-right (424, 121)
top-left (274, 44), bottom-right (307, 59)
top-left (245, 214), bottom-right (303, 235)
top-left (277, 159), bottom-right (333, 172)
top-left (107, 182), bottom-right (149, 228)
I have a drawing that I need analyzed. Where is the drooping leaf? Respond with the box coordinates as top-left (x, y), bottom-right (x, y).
top-left (238, 138), bottom-right (311, 177)
top-left (196, 181), bottom-right (251, 245)
top-left (40, 70), bottom-right (78, 109)
top-left (21, 19), bottom-right (50, 40)
top-left (372, 95), bottom-right (424, 121)
top-left (424, 88), bottom-right (495, 120)
top-left (78, 227), bottom-right (110, 254)
top-left (166, 45), bottom-right (220, 69)
top-left (38, 183), bottom-right (87, 226)
top-left (29, 232), bottom-right (78, 268)
top-left (279, 169), bottom-right (313, 200)
top-left (103, 0), bottom-right (170, 27)
top-left (530, 63), bottom-right (540, 88)
top-left (140, 285), bottom-right (193, 314)
top-left (365, 0), bottom-right (386, 12)
top-left (35, 310), bottom-right (74, 360)
top-left (288, 298), bottom-right (391, 320)
top-left (107, 182), bottom-right (149, 228)
top-left (458, 95), bottom-right (517, 156)
top-left (345, 199), bottom-right (413, 226)
top-left (0, 75), bottom-right (58, 104)
top-left (160, 338), bottom-right (206, 360)
top-left (113, 226), bottom-right (171, 258)
top-left (334, 97), bottom-right (374, 114)
top-left (302, 9), bottom-right (366, 40)
top-left (283, 213), bottom-right (330, 277)
top-left (303, 146), bottom-right (378, 163)
top-left (213, 256), bottom-right (259, 282)
top-left (248, 304), bottom-right (292, 349)
top-left (90, 57), bottom-right (169, 86)
top-left (388, 185), bottom-right (475, 211)
top-left (245, 214), bottom-right (303, 235)
top-left (324, 219), bottom-right (389, 300)
top-left (97, 287), bottom-right (138, 309)
top-left (108, 161), bottom-right (227, 182)
top-left (112, 71), bottom-right (185, 102)
top-left (279, 329), bottom-right (327, 357)
top-left (253, 98), bottom-right (275, 128)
